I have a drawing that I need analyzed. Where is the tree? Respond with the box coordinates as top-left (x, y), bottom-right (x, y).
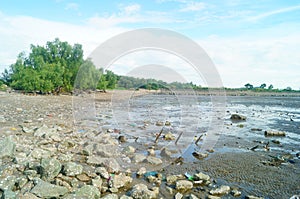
top-left (75, 59), bottom-right (100, 90)
top-left (268, 84), bottom-right (273, 90)
top-left (244, 83), bottom-right (253, 90)
top-left (285, 87), bottom-right (292, 91)
top-left (259, 83), bottom-right (266, 89)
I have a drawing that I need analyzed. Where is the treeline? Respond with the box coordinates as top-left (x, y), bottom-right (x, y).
top-left (0, 38), bottom-right (201, 93)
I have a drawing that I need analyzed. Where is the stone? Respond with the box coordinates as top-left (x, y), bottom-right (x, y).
top-left (188, 194), bottom-right (199, 199)
top-left (264, 130), bottom-right (286, 136)
top-left (192, 152), bottom-right (208, 159)
top-left (111, 173), bottom-right (132, 189)
top-left (175, 192), bottom-right (183, 199)
top-left (123, 146), bottom-right (136, 154)
top-left (194, 172), bottom-right (210, 181)
top-left (166, 175), bottom-right (178, 185)
top-left (109, 188), bottom-right (118, 193)
top-left (118, 135), bottom-right (127, 143)
top-left (18, 192), bottom-right (40, 199)
top-left (160, 148), bottom-right (172, 158)
top-left (132, 154), bottom-right (147, 163)
top-left (137, 167), bottom-right (147, 176)
top-left (245, 196), bottom-right (264, 199)
top-left (30, 148), bottom-right (51, 159)
top-left (147, 149), bottom-right (155, 156)
top-left (209, 185), bottom-right (230, 196)
top-left (165, 121), bottom-right (171, 126)
top-left (34, 124), bottom-right (57, 137)
top-left (231, 189), bottom-right (241, 197)
top-left (76, 173), bottom-right (90, 182)
top-left (156, 121), bottom-right (164, 126)
top-left (75, 185), bottom-right (101, 199)
top-left (2, 190), bottom-right (16, 199)
top-left (163, 132), bottom-right (175, 140)
top-left (130, 184), bottom-right (157, 199)
top-left (120, 196), bottom-right (133, 199)
top-left (0, 137), bottom-right (16, 158)
top-left (176, 180), bottom-right (193, 192)
top-left (0, 176), bottom-right (17, 191)
top-left (95, 167), bottom-right (110, 179)
top-left (207, 196), bottom-right (221, 199)
top-left (92, 177), bottom-right (103, 189)
top-left (40, 158), bottom-right (62, 181)
top-left (146, 156), bottom-right (162, 165)
top-left (101, 194), bottom-right (119, 199)
top-left (87, 156), bottom-right (120, 173)
top-left (30, 178), bottom-right (68, 198)
top-left (230, 114), bottom-right (246, 121)
top-left (63, 162), bottom-right (83, 176)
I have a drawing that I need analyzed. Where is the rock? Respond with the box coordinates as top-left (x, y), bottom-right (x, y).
top-left (137, 167), bottom-right (147, 176)
top-left (165, 121), bottom-right (171, 126)
top-left (163, 132), bottom-right (175, 140)
top-left (118, 136), bottom-right (127, 143)
top-left (231, 189), bottom-right (242, 197)
top-left (76, 173), bottom-right (90, 182)
top-left (63, 162), bottom-right (83, 176)
top-left (230, 114), bottom-right (246, 121)
top-left (188, 194), bottom-right (199, 199)
top-left (22, 126), bottom-right (36, 134)
top-left (95, 167), bottom-right (110, 179)
top-left (92, 177), bottom-right (103, 189)
top-left (132, 154), bottom-right (147, 163)
top-left (40, 158), bottom-right (62, 181)
top-left (87, 156), bottom-right (120, 173)
top-left (111, 173), bottom-right (132, 189)
top-left (160, 148), bottom-right (172, 158)
top-left (75, 185), bottom-right (101, 199)
top-left (101, 194), bottom-right (119, 199)
top-left (109, 187), bottom-right (118, 193)
top-left (245, 196), bottom-right (264, 199)
top-left (166, 175), bottom-right (178, 185)
top-left (156, 121), bottom-right (164, 126)
top-left (194, 172), bottom-right (210, 181)
top-left (2, 190), bottom-right (16, 199)
top-left (0, 176), bottom-right (17, 191)
top-left (130, 184), bottom-right (157, 199)
top-left (207, 196), bottom-right (221, 199)
top-left (147, 149), bottom-right (156, 156)
top-left (146, 156), bottom-right (162, 165)
top-left (30, 178), bottom-right (68, 198)
top-left (175, 192), bottom-right (183, 199)
top-left (18, 192), bottom-right (40, 199)
top-left (34, 124), bottom-right (57, 137)
top-left (120, 195), bottom-right (133, 199)
top-left (30, 148), bottom-right (51, 159)
top-left (176, 180), bottom-right (193, 192)
top-left (264, 130), bottom-right (286, 136)
top-left (209, 185), bottom-right (230, 196)
top-left (0, 137), bottom-right (16, 158)
top-left (192, 152), bottom-right (208, 159)
top-left (123, 146), bottom-right (136, 154)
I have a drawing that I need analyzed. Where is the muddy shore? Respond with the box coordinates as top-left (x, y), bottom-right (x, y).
top-left (0, 91), bottom-right (299, 199)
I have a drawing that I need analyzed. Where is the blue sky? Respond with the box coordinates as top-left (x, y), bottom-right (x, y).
top-left (0, 0), bottom-right (299, 89)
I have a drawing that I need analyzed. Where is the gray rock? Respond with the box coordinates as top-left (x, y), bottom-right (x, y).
top-left (75, 185), bottom-right (101, 199)
top-left (175, 192), bottom-right (183, 199)
top-left (0, 137), bottom-right (16, 158)
top-left (188, 194), bottom-right (199, 199)
top-left (176, 180), bottom-right (193, 192)
top-left (245, 196), bottom-right (264, 199)
top-left (231, 189), bottom-right (241, 197)
top-left (166, 175), bottom-right (178, 185)
top-left (230, 114), bottom-right (246, 121)
top-left (95, 167), bottom-right (110, 179)
top-left (111, 173), bottom-right (132, 189)
top-left (30, 148), bottom-right (51, 159)
top-left (101, 193), bottom-right (119, 199)
top-left (132, 154), bottom-right (147, 163)
top-left (123, 146), bottom-right (136, 154)
top-left (0, 176), bottom-right (17, 191)
top-left (87, 157), bottom-right (120, 173)
top-left (192, 152), bottom-right (208, 159)
top-left (137, 167), bottom-right (147, 176)
top-left (92, 177), bottom-right (103, 189)
top-left (120, 196), bottom-right (133, 199)
top-left (2, 190), bottom-right (16, 199)
top-left (194, 172), bottom-right (210, 181)
top-left (34, 124), bottom-right (57, 137)
top-left (160, 148), bottom-right (172, 158)
top-left (146, 156), bottom-right (162, 165)
top-left (63, 162), bottom-right (83, 176)
top-left (30, 178), bottom-right (68, 198)
top-left (130, 184), bottom-right (157, 199)
top-left (209, 185), bottom-right (230, 196)
top-left (18, 192), bottom-right (40, 199)
top-left (40, 158), bottom-right (62, 180)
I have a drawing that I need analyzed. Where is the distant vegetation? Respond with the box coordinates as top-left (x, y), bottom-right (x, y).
top-left (0, 38), bottom-right (298, 94)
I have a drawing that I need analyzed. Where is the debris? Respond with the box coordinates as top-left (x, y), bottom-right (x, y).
top-left (264, 130), bottom-right (286, 136)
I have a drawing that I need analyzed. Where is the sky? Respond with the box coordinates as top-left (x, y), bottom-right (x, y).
top-left (0, 0), bottom-right (299, 89)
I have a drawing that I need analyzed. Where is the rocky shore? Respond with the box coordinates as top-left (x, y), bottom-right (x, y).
top-left (0, 91), bottom-right (299, 199)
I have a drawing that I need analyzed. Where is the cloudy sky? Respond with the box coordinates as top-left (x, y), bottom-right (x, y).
top-left (0, 0), bottom-right (299, 89)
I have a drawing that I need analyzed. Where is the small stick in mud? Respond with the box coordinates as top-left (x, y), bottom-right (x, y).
top-left (154, 127), bottom-right (164, 143)
top-left (195, 134), bottom-right (204, 145)
top-left (175, 131), bottom-right (183, 145)
top-left (250, 145), bottom-right (259, 151)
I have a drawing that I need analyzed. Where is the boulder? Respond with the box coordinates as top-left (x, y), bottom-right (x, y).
top-left (130, 184), bottom-right (157, 199)
top-left (63, 162), bottom-right (83, 176)
top-left (40, 158), bottom-right (62, 181)
top-left (87, 156), bottom-right (120, 173)
top-left (176, 180), bottom-right (193, 192)
top-left (30, 178), bottom-right (68, 198)
top-left (75, 185), bottom-right (101, 199)
top-left (111, 173), bottom-right (133, 189)
top-left (0, 137), bottom-right (16, 158)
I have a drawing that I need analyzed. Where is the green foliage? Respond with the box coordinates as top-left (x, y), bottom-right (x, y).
top-left (244, 83), bottom-right (254, 90)
top-left (2, 38), bottom-right (83, 93)
top-left (75, 59), bottom-right (101, 90)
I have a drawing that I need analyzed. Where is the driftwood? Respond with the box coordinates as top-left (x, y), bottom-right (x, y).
top-left (195, 134), bottom-right (204, 145)
top-left (175, 132), bottom-right (183, 145)
top-left (154, 127), bottom-right (164, 143)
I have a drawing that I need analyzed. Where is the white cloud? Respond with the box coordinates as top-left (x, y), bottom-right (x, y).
top-left (179, 2), bottom-right (206, 12)
top-left (65, 2), bottom-right (79, 11)
top-left (123, 4), bottom-right (141, 15)
top-left (247, 4), bottom-right (300, 21)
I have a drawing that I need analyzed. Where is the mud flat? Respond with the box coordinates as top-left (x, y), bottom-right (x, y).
top-left (0, 91), bottom-right (299, 198)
